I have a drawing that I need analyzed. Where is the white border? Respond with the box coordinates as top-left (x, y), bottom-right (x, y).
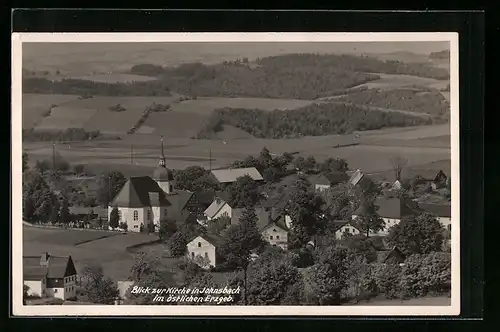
top-left (11, 32), bottom-right (460, 316)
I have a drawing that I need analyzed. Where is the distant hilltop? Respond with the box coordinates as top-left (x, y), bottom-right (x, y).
top-left (429, 50), bottom-right (450, 60)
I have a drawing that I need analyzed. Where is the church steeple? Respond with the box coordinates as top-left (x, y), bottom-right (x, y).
top-left (159, 135), bottom-right (166, 167)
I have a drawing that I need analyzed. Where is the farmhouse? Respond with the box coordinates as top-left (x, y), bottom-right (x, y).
top-left (333, 220), bottom-right (362, 240)
top-left (348, 169), bottom-right (373, 190)
top-left (199, 195), bottom-right (234, 225)
top-left (231, 207), bottom-right (290, 250)
top-left (186, 233), bottom-right (225, 268)
top-left (108, 138), bottom-right (196, 232)
top-left (308, 172), bottom-right (349, 192)
top-left (352, 197), bottom-right (421, 236)
top-left (376, 246), bottom-right (406, 265)
top-left (210, 167), bottom-right (263, 185)
top-left (23, 252), bottom-right (77, 301)
top-left (418, 203), bottom-right (452, 230)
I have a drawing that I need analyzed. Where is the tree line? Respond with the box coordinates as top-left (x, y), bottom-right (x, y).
top-left (22, 128), bottom-right (102, 142)
top-left (196, 103), bottom-right (432, 139)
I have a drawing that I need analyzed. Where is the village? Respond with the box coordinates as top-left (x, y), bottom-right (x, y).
top-left (22, 136), bottom-right (452, 306)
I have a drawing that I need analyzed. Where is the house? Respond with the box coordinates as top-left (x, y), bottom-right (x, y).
top-left (418, 203), bottom-right (452, 230)
top-left (348, 169), bottom-right (374, 190)
top-left (308, 172), bottom-right (349, 192)
top-left (23, 253), bottom-right (77, 300)
top-left (376, 246), bottom-right (406, 265)
top-left (231, 207), bottom-right (290, 250)
top-left (333, 220), bottom-right (362, 240)
top-left (210, 167), bottom-right (264, 185)
top-left (200, 195), bottom-right (234, 225)
top-left (432, 170), bottom-right (448, 189)
top-left (186, 233), bottom-right (225, 268)
top-left (352, 197), bottom-right (421, 236)
top-left (108, 137), bottom-right (196, 232)
top-left (390, 180), bottom-right (402, 191)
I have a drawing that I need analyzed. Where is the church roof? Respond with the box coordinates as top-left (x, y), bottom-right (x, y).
top-left (110, 176), bottom-right (172, 208)
top-left (153, 166), bottom-right (173, 181)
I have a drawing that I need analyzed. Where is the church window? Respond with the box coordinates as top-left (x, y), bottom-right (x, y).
top-left (133, 210), bottom-right (139, 221)
top-left (270, 235), bottom-right (274, 240)
top-left (204, 252), bottom-right (208, 259)
top-left (164, 209), bottom-right (168, 217)
top-left (169, 185), bottom-right (173, 192)
top-left (118, 211), bottom-right (122, 221)
top-left (276, 235), bottom-right (280, 240)
top-left (198, 242), bottom-right (202, 248)
top-left (147, 210), bottom-right (151, 220)
top-left (191, 252), bottom-right (195, 258)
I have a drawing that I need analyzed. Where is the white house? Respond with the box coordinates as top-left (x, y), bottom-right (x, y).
top-left (418, 203), bottom-right (452, 231)
top-left (186, 234), bottom-right (224, 268)
top-left (108, 137), bottom-right (194, 232)
top-left (202, 197), bottom-right (233, 223)
top-left (333, 221), bottom-right (362, 240)
top-left (23, 253), bottom-right (77, 301)
top-left (308, 172), bottom-right (349, 192)
top-left (352, 197), bottom-right (421, 236)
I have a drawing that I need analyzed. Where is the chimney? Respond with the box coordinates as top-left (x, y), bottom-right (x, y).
top-left (40, 252), bottom-right (50, 267)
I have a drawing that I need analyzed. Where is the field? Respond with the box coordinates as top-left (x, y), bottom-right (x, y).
top-left (353, 73), bottom-right (449, 91)
top-left (22, 93), bottom-right (82, 129)
top-left (23, 225), bottom-right (159, 280)
top-left (69, 73), bottom-right (159, 83)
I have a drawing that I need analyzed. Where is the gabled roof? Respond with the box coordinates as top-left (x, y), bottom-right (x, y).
top-left (188, 233), bottom-right (225, 247)
top-left (230, 207), bottom-right (285, 231)
top-left (309, 172), bottom-right (349, 186)
top-left (23, 254), bottom-right (76, 280)
top-left (353, 197), bottom-right (420, 219)
top-left (332, 220), bottom-right (361, 232)
top-left (418, 203), bottom-right (451, 218)
top-left (348, 169), bottom-right (365, 186)
top-left (165, 190), bottom-right (194, 222)
top-left (376, 246), bottom-right (406, 264)
top-left (110, 176), bottom-right (171, 208)
top-left (204, 197), bottom-right (229, 219)
top-left (211, 167), bottom-right (263, 184)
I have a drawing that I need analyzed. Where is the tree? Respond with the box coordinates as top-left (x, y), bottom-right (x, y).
top-left (308, 246), bottom-right (349, 305)
top-left (303, 156), bottom-right (318, 174)
top-left (23, 284), bottom-right (30, 298)
top-left (292, 156), bottom-right (306, 171)
top-left (73, 164), bottom-right (85, 175)
top-left (168, 231), bottom-right (188, 257)
top-left (320, 157), bottom-right (348, 173)
top-left (53, 152), bottom-right (70, 172)
top-left (109, 207), bottom-right (120, 229)
top-left (258, 147), bottom-right (273, 169)
top-left (285, 177), bottom-right (326, 248)
top-left (96, 171), bottom-right (127, 206)
top-left (49, 202), bottom-right (60, 224)
top-left (343, 234), bottom-right (378, 263)
top-left (81, 265), bottom-right (119, 304)
top-left (22, 173), bottom-right (56, 223)
top-left (219, 207), bottom-right (265, 304)
top-left (35, 159), bottom-right (51, 175)
top-left (174, 166), bottom-right (217, 192)
top-left (159, 219), bottom-right (177, 240)
top-left (59, 196), bottom-right (71, 224)
top-left (206, 215), bottom-right (231, 235)
top-left (247, 259), bottom-right (304, 305)
top-left (387, 213), bottom-right (445, 256)
top-left (390, 155), bottom-right (408, 181)
top-left (353, 199), bottom-right (385, 237)
top-left (275, 152), bottom-right (294, 172)
top-left (225, 175), bottom-right (263, 208)
top-left (22, 152), bottom-right (29, 172)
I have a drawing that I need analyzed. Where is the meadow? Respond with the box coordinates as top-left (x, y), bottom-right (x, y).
top-left (23, 225), bottom-right (159, 281)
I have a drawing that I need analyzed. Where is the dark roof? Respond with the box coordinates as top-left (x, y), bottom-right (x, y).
top-left (23, 254), bottom-right (76, 280)
top-left (309, 172), bottom-right (348, 186)
top-left (418, 203), bottom-right (451, 218)
top-left (376, 247), bottom-right (406, 264)
top-left (332, 220), bottom-right (362, 232)
top-left (69, 206), bottom-right (108, 218)
top-left (354, 197), bottom-right (420, 219)
top-left (188, 232), bottom-right (225, 247)
top-left (110, 176), bottom-right (172, 208)
top-left (164, 190), bottom-right (194, 221)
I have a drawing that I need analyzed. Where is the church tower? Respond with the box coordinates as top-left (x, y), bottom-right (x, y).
top-left (153, 135), bottom-right (174, 194)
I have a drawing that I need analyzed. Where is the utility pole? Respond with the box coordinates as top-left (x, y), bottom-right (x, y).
top-left (130, 144), bottom-right (133, 165)
top-left (52, 143), bottom-right (56, 171)
top-left (209, 148), bottom-right (212, 171)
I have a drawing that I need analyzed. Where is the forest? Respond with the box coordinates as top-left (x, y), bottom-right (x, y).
top-left (22, 128), bottom-right (103, 142)
top-left (196, 103), bottom-right (432, 139)
top-left (22, 77), bottom-right (172, 97)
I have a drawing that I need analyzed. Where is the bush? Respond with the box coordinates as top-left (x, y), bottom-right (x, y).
top-left (400, 252), bottom-right (451, 298)
top-left (288, 247), bottom-right (315, 268)
top-left (119, 222), bottom-right (128, 231)
top-left (372, 262), bottom-right (403, 299)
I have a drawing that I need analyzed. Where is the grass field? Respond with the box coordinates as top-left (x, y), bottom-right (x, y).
top-left (69, 73), bottom-right (159, 83)
top-left (353, 73), bottom-right (449, 91)
top-left (23, 225), bottom-right (159, 280)
top-left (22, 93), bottom-right (82, 129)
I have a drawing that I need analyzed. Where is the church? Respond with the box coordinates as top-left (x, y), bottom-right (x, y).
top-left (108, 137), bottom-right (196, 232)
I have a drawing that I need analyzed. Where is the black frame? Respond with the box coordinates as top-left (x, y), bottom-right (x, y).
top-left (9, 8), bottom-right (485, 329)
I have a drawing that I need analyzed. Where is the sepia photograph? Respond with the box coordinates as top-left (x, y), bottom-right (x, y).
top-left (12, 33), bottom-right (460, 316)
